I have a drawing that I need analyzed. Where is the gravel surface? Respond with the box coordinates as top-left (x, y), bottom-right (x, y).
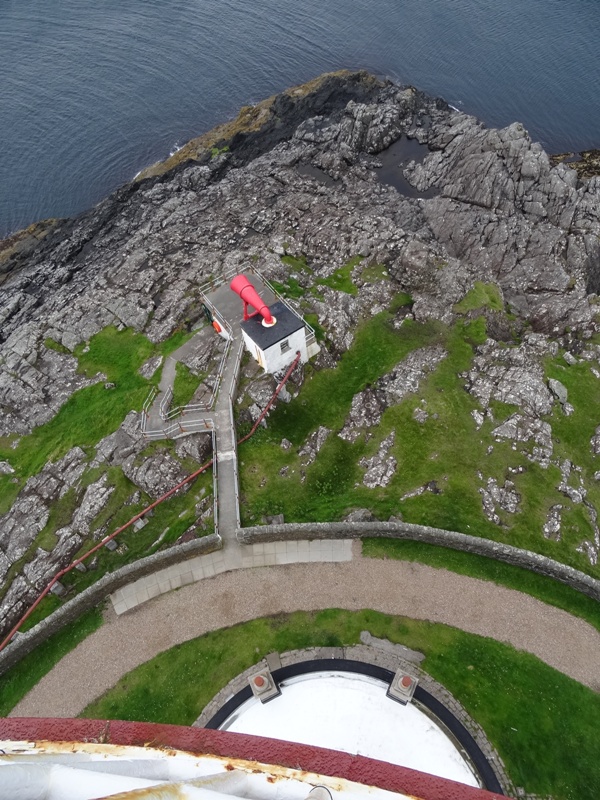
top-left (12, 555), bottom-right (600, 718)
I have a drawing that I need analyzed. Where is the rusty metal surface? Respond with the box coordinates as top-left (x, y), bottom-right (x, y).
top-left (0, 718), bottom-right (510, 800)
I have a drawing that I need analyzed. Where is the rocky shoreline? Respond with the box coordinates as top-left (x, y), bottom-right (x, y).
top-left (1, 69), bottom-right (600, 638)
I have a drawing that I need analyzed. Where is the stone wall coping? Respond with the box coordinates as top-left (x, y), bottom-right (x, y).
top-left (236, 521), bottom-right (600, 602)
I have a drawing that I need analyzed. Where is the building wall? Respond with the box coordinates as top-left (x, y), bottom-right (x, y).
top-left (263, 328), bottom-right (307, 373)
top-left (241, 327), bottom-right (307, 373)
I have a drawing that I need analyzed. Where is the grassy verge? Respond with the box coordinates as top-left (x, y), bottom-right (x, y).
top-left (237, 314), bottom-right (445, 522)
top-left (171, 362), bottom-right (203, 409)
top-left (238, 306), bottom-right (600, 577)
top-left (0, 607), bottom-right (103, 716)
top-left (453, 281), bottom-right (503, 313)
top-left (316, 255), bottom-right (361, 295)
top-left (81, 609), bottom-right (600, 799)
top-left (0, 326), bottom-right (159, 511)
top-left (363, 538), bottom-right (600, 631)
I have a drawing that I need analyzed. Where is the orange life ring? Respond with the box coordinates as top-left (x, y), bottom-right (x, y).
top-left (212, 320), bottom-right (222, 333)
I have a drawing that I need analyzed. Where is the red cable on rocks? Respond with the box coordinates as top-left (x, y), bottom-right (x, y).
top-left (237, 351), bottom-right (301, 445)
top-left (0, 351), bottom-right (301, 653)
top-left (0, 457), bottom-right (214, 653)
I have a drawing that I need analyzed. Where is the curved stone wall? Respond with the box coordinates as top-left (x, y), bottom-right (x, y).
top-left (237, 521), bottom-right (600, 602)
top-left (0, 534), bottom-right (222, 675)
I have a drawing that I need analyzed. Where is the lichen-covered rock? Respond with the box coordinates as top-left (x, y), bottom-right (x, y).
top-left (491, 413), bottom-right (553, 468)
top-left (467, 338), bottom-right (555, 417)
top-left (71, 475), bottom-right (114, 535)
top-left (558, 459), bottom-right (586, 504)
top-left (590, 425), bottom-right (600, 455)
top-left (0, 340), bottom-right (104, 436)
top-left (479, 477), bottom-right (521, 525)
top-left (343, 508), bottom-right (376, 522)
top-left (359, 431), bottom-right (397, 488)
top-left (298, 426), bottom-right (331, 466)
top-left (378, 346), bottom-right (447, 404)
top-left (548, 378), bottom-right (568, 405)
top-left (92, 412), bottom-right (143, 467)
top-left (0, 447), bottom-right (86, 568)
top-left (138, 354), bottom-right (163, 378)
top-left (339, 346), bottom-right (446, 441)
top-left (174, 432), bottom-right (213, 464)
top-left (543, 505), bottom-right (563, 540)
top-left (339, 389), bottom-right (388, 441)
top-left (2, 70), bottom-right (600, 613)
top-left (121, 449), bottom-right (189, 499)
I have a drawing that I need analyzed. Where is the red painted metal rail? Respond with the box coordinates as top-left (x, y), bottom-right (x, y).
top-left (0, 352), bottom-right (301, 653)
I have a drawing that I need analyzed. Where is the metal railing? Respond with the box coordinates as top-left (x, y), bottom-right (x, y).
top-left (227, 340), bottom-right (244, 404)
top-left (140, 385), bottom-right (158, 432)
top-left (161, 337), bottom-right (233, 420)
top-left (211, 427), bottom-right (219, 537)
top-left (159, 386), bottom-right (174, 420)
top-left (143, 416), bottom-right (215, 441)
top-left (197, 264), bottom-right (318, 345)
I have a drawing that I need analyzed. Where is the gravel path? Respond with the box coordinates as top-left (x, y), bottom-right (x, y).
top-left (12, 555), bottom-right (600, 718)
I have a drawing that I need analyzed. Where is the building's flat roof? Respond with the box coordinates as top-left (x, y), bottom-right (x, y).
top-left (240, 301), bottom-right (304, 350)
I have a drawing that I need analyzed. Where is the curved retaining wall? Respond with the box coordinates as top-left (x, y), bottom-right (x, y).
top-left (237, 521), bottom-right (600, 602)
top-left (0, 534), bottom-right (222, 676)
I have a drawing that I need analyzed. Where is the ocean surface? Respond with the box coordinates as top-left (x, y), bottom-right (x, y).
top-left (1, 0), bottom-right (599, 238)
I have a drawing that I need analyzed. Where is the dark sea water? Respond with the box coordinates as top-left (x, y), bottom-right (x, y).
top-left (1, 0), bottom-right (599, 238)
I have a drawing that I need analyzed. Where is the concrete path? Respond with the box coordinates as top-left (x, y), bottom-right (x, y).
top-left (145, 326), bottom-right (216, 433)
top-left (12, 553), bottom-right (600, 719)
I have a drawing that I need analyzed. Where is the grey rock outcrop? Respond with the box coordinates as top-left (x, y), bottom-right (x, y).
top-left (467, 336), bottom-right (556, 417)
top-left (480, 478), bottom-right (521, 525)
top-left (491, 414), bottom-right (553, 468)
top-left (339, 346), bottom-right (447, 441)
top-left (0, 447), bottom-right (87, 574)
top-left (298, 426), bottom-right (331, 466)
top-left (2, 69), bottom-right (600, 623)
top-left (121, 449), bottom-right (190, 499)
top-left (359, 431), bottom-right (397, 488)
top-left (543, 505), bottom-right (564, 540)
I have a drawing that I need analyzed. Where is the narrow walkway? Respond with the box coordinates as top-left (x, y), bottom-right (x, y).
top-left (12, 554), bottom-right (600, 719)
top-left (145, 326), bottom-right (217, 433)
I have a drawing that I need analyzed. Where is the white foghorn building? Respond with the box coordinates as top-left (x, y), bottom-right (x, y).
top-left (230, 275), bottom-right (317, 373)
top-left (240, 299), bottom-right (308, 372)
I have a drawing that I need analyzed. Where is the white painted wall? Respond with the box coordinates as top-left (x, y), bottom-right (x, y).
top-left (241, 327), bottom-right (307, 373)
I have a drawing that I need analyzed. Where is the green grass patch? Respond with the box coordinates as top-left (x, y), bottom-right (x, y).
top-left (270, 276), bottom-right (305, 299)
top-left (238, 315), bottom-right (445, 523)
top-left (171, 362), bottom-right (202, 409)
top-left (389, 291), bottom-right (413, 311)
top-left (44, 337), bottom-right (70, 354)
top-left (81, 609), bottom-right (600, 799)
top-left (60, 466), bottom-right (213, 595)
top-left (0, 607), bottom-right (103, 716)
top-left (210, 145), bottom-right (229, 158)
top-left (363, 538), bottom-right (600, 631)
top-left (0, 326), bottom-right (156, 484)
top-left (238, 315), bottom-right (600, 575)
top-left (304, 313), bottom-right (326, 342)
top-left (159, 329), bottom-right (195, 358)
top-left (316, 255), bottom-right (361, 295)
top-left (75, 326), bottom-right (155, 382)
top-left (360, 262), bottom-right (389, 282)
top-left (264, 314), bottom-right (443, 443)
top-left (280, 254), bottom-right (312, 273)
top-left (454, 281), bottom-right (503, 313)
